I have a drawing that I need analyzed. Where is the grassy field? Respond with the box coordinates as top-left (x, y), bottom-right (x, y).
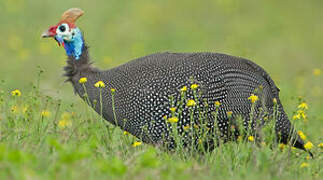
top-left (0, 0), bottom-right (322, 179)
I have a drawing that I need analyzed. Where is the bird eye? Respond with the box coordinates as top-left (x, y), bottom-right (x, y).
top-left (59, 25), bottom-right (66, 32)
top-left (56, 23), bottom-right (70, 35)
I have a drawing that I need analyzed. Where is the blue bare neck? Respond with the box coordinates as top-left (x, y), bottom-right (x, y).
top-left (63, 28), bottom-right (84, 60)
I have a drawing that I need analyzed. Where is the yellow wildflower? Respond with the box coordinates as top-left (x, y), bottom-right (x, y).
top-left (11, 106), bottom-right (18, 113)
top-left (62, 112), bottom-right (72, 119)
top-left (11, 89), bottom-right (21, 97)
top-left (301, 113), bottom-right (307, 119)
top-left (183, 125), bottom-right (190, 131)
top-left (170, 107), bottom-right (176, 113)
top-left (304, 141), bottom-right (313, 150)
top-left (248, 136), bottom-right (254, 142)
top-left (297, 109), bottom-right (304, 114)
top-left (296, 110), bottom-right (307, 119)
top-left (111, 88), bottom-right (116, 93)
top-left (18, 48), bottom-right (30, 60)
top-left (273, 98), bottom-right (277, 105)
top-left (313, 68), bottom-right (321, 76)
top-left (258, 85), bottom-right (263, 90)
top-left (58, 119), bottom-right (72, 129)
top-left (198, 139), bottom-right (202, 144)
top-left (306, 155), bottom-right (311, 160)
top-left (300, 162), bottom-right (309, 168)
top-left (293, 114), bottom-right (301, 120)
top-left (226, 111), bottom-right (233, 117)
top-left (180, 86), bottom-right (187, 92)
top-left (94, 81), bottom-right (105, 88)
top-left (186, 99), bottom-right (196, 107)
top-left (167, 117), bottom-right (179, 123)
top-left (132, 141), bottom-right (142, 147)
top-left (215, 101), bottom-right (221, 107)
top-left (298, 102), bottom-right (308, 110)
top-left (57, 112), bottom-right (72, 128)
top-left (264, 116), bottom-right (268, 121)
top-left (190, 84), bottom-right (199, 90)
top-left (317, 143), bottom-right (323, 148)
top-left (248, 94), bottom-right (259, 103)
top-left (297, 131), bottom-right (306, 140)
top-left (79, 77), bottom-right (87, 84)
top-left (279, 143), bottom-right (285, 150)
top-left (123, 131), bottom-right (129, 135)
top-left (41, 110), bottom-right (51, 117)
top-left (237, 136), bottom-right (243, 142)
top-left (23, 107), bottom-right (28, 114)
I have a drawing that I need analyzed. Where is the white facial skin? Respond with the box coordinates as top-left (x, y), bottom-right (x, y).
top-left (56, 23), bottom-right (73, 42)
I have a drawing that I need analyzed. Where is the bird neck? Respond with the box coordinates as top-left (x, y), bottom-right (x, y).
top-left (63, 28), bottom-right (84, 60)
top-left (64, 44), bottom-right (95, 82)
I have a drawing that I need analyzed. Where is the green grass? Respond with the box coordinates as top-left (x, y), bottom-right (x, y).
top-left (0, 79), bottom-right (322, 179)
top-left (0, 82), bottom-right (322, 179)
top-left (0, 0), bottom-right (322, 179)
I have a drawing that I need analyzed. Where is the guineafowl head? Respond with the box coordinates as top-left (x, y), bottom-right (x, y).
top-left (42, 8), bottom-right (84, 60)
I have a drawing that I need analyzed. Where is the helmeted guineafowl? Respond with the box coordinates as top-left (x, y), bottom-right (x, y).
top-left (42, 8), bottom-right (311, 155)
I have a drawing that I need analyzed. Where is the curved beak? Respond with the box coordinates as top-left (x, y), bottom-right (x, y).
top-left (41, 30), bottom-right (55, 38)
top-left (41, 25), bottom-right (57, 38)
top-left (41, 25), bottom-right (61, 46)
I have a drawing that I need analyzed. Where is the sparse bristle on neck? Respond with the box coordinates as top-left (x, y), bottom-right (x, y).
top-left (63, 45), bottom-right (93, 82)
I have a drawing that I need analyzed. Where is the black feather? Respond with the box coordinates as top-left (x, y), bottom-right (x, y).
top-left (63, 44), bottom-right (309, 155)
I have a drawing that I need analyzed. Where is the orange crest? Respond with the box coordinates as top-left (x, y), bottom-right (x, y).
top-left (60, 8), bottom-right (84, 24)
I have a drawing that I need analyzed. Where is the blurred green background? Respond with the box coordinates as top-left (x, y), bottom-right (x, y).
top-left (0, 0), bottom-right (322, 135)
